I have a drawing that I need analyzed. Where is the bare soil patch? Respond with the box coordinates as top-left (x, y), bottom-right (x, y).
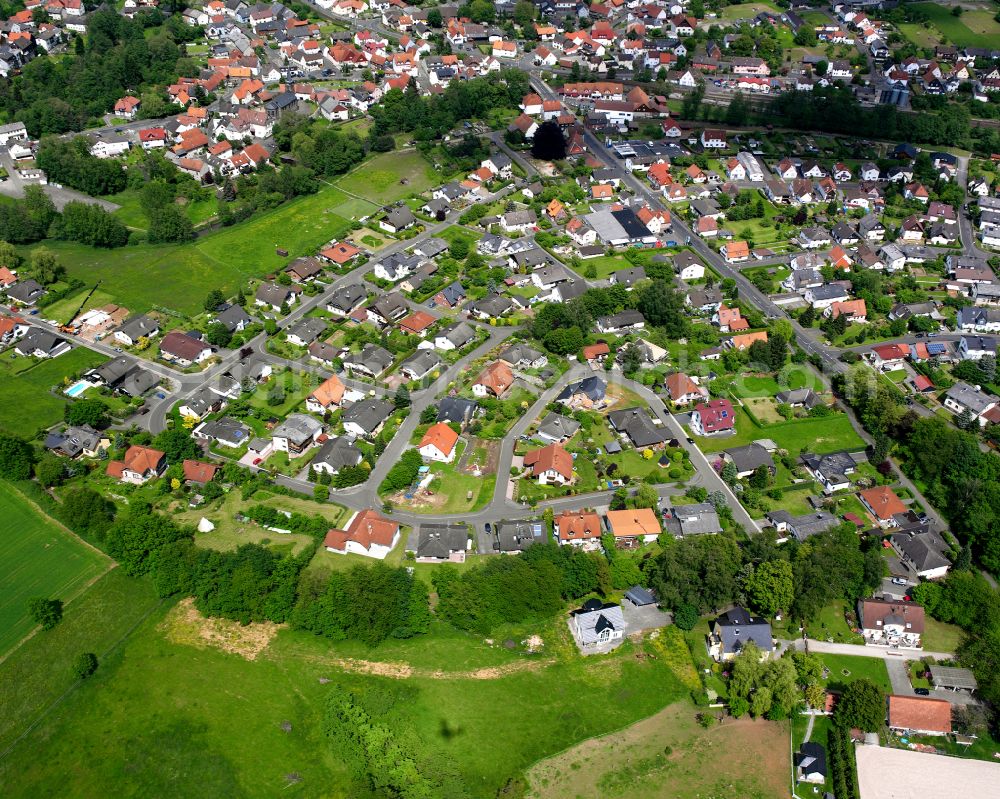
top-left (745, 396), bottom-right (783, 424)
top-left (526, 702), bottom-right (790, 799)
top-left (160, 598), bottom-right (282, 661)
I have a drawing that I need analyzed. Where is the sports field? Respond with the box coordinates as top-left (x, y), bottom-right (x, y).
top-left (0, 482), bottom-right (111, 655)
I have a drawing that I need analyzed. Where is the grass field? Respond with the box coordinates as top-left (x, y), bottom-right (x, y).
top-left (805, 600), bottom-right (864, 645)
top-left (0, 604), bottom-right (691, 798)
top-left (107, 190), bottom-right (218, 231)
top-left (0, 482), bottom-right (111, 656)
top-left (24, 149), bottom-right (441, 317)
top-left (335, 149), bottom-right (440, 207)
top-left (526, 702), bottom-right (790, 799)
top-left (904, 4), bottom-right (1000, 48)
top-left (0, 569), bottom-right (162, 754)
top-left (717, 1), bottom-right (780, 20)
top-left (0, 347), bottom-right (107, 437)
top-left (817, 653), bottom-right (892, 694)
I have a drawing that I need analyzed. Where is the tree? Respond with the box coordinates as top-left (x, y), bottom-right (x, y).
top-left (62, 487), bottom-right (115, 538)
top-left (394, 384), bottom-right (411, 409)
top-left (35, 455), bottom-right (67, 487)
top-left (204, 289), bottom-right (226, 311)
top-left (148, 205), bottom-right (194, 243)
top-left (25, 246), bottom-right (63, 285)
top-left (28, 597), bottom-right (63, 630)
top-left (448, 237), bottom-right (469, 259)
top-left (531, 120), bottom-right (567, 161)
top-left (203, 321), bottom-right (233, 348)
top-left (0, 434), bottom-right (36, 479)
top-left (673, 602), bottom-right (699, 630)
top-left (73, 652), bottom-right (98, 679)
top-left (835, 678), bottom-right (885, 732)
top-left (65, 398), bottom-right (109, 429)
top-left (0, 240), bottom-right (22, 268)
top-left (742, 560), bottom-right (793, 617)
top-left (426, 7), bottom-right (442, 26)
top-left (152, 428), bottom-right (200, 462)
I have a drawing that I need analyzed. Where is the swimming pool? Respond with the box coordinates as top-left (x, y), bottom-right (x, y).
top-left (64, 380), bottom-right (92, 398)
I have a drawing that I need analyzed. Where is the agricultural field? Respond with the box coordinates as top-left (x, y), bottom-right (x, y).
top-left (0, 602), bottom-right (689, 798)
top-left (526, 701), bottom-right (790, 799)
top-left (901, 4), bottom-right (1000, 49)
top-left (0, 347), bottom-right (107, 437)
top-left (0, 482), bottom-right (111, 656)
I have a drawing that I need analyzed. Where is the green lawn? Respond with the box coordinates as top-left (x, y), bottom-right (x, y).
top-left (0, 347), bottom-right (107, 437)
top-left (692, 404), bottom-right (865, 456)
top-left (0, 482), bottom-right (111, 656)
top-left (729, 370), bottom-right (814, 398)
top-left (335, 149), bottom-right (440, 207)
top-left (805, 601), bottom-right (864, 645)
top-left (817, 654), bottom-right (892, 694)
top-left (922, 617), bottom-right (964, 654)
top-left (0, 599), bottom-right (689, 797)
top-left (717, 1), bottom-right (780, 20)
top-left (905, 4), bottom-right (1000, 48)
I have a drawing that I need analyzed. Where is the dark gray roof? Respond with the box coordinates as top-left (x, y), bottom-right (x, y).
top-left (216, 304), bottom-right (252, 331)
top-left (663, 502), bottom-right (721, 537)
top-left (343, 343), bottom-right (393, 375)
top-left (537, 412), bottom-right (580, 441)
top-left (608, 406), bottom-right (667, 448)
top-left (795, 742), bottom-right (827, 779)
top-left (891, 529), bottom-right (951, 573)
top-left (415, 523), bottom-right (468, 559)
top-left (342, 398), bottom-right (393, 434)
top-left (327, 283), bottom-right (367, 314)
top-left (715, 607), bottom-right (773, 654)
top-left (494, 519), bottom-right (544, 552)
top-left (624, 586), bottom-right (656, 606)
top-left (724, 443), bottom-right (774, 474)
top-left (557, 376), bottom-right (607, 404)
top-left (312, 436), bottom-right (362, 472)
top-left (437, 396), bottom-right (478, 425)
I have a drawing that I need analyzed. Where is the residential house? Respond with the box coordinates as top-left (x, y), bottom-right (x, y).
top-left (571, 599), bottom-right (626, 650)
top-left (891, 528), bottom-right (951, 580)
top-left (661, 503), bottom-right (721, 538)
top-left (436, 397), bottom-right (478, 427)
top-left (342, 343), bottom-right (394, 377)
top-left (311, 436), bottom-right (363, 476)
top-left (887, 695), bottom-right (952, 736)
top-left (802, 451), bottom-right (859, 494)
top-left (14, 328), bottom-right (71, 359)
top-left (665, 372), bottom-right (708, 406)
top-left (690, 398), bottom-right (735, 436)
top-left (323, 509), bottom-right (400, 559)
top-left (557, 376), bottom-right (607, 409)
top-left (536, 412), bottom-right (580, 444)
top-left (523, 442), bottom-right (574, 485)
top-left (858, 598), bottom-right (924, 648)
top-left (342, 398), bottom-right (394, 439)
top-left (555, 510), bottom-right (603, 549)
top-left (106, 445), bottom-right (166, 485)
top-left (605, 508), bottom-right (661, 545)
top-left (271, 413), bottom-right (323, 454)
top-left (159, 331), bottom-right (212, 366)
top-left (472, 360), bottom-right (514, 398)
top-left (943, 382), bottom-right (997, 427)
top-left (418, 422), bottom-right (460, 463)
top-left (398, 349), bottom-right (443, 381)
top-left (411, 523), bottom-right (469, 563)
top-left (608, 407), bottom-right (668, 448)
top-left (722, 443), bottom-right (775, 479)
top-left (708, 607), bottom-right (773, 661)
top-left (859, 485), bottom-right (908, 528)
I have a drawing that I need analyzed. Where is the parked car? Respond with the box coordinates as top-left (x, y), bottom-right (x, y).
top-left (914, 688), bottom-right (930, 696)
top-left (891, 577), bottom-right (908, 585)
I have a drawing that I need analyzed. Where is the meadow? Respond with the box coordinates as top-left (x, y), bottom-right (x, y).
top-left (20, 149), bottom-right (440, 317)
top-left (903, 4), bottom-right (1000, 49)
top-left (0, 347), bottom-right (107, 437)
top-left (0, 482), bottom-right (111, 656)
top-left (0, 601), bottom-right (692, 798)
top-left (526, 701), bottom-right (790, 799)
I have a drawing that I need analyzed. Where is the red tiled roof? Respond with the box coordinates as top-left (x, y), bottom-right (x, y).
top-left (555, 510), bottom-right (602, 541)
top-left (183, 459), bottom-right (218, 483)
top-left (888, 695), bottom-right (951, 734)
top-left (523, 443), bottom-right (573, 481)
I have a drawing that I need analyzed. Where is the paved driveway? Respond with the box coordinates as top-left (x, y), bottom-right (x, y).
top-left (622, 602), bottom-right (671, 635)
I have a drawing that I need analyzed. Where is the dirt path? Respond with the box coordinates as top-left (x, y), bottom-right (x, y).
top-left (279, 649), bottom-right (557, 680)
